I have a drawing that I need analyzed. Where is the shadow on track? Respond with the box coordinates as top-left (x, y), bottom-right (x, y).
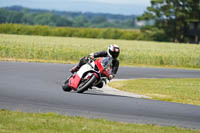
top-left (67, 90), bottom-right (136, 99)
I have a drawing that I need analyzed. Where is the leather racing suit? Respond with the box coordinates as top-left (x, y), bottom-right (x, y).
top-left (72, 50), bottom-right (119, 79)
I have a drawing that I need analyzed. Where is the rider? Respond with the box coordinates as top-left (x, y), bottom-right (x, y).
top-left (70, 44), bottom-right (120, 83)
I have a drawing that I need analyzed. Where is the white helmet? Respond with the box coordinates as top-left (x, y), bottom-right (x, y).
top-left (107, 44), bottom-right (120, 59)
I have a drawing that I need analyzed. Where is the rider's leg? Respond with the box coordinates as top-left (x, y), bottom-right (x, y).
top-left (95, 81), bottom-right (103, 88)
top-left (70, 65), bottom-right (79, 73)
top-left (70, 57), bottom-right (88, 73)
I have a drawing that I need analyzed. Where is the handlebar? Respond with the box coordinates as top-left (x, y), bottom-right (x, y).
top-left (87, 55), bottom-right (95, 63)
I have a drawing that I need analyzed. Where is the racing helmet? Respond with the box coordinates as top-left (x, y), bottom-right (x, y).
top-left (107, 44), bottom-right (120, 59)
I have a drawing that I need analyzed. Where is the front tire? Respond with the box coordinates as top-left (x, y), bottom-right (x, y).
top-left (62, 84), bottom-right (72, 92)
top-left (62, 80), bottom-right (72, 92)
top-left (77, 74), bottom-right (97, 93)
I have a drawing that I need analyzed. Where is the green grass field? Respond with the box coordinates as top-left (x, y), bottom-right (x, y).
top-left (0, 109), bottom-right (199, 133)
top-left (1, 34), bottom-right (200, 132)
top-left (0, 34), bottom-right (200, 69)
top-left (109, 78), bottom-right (200, 105)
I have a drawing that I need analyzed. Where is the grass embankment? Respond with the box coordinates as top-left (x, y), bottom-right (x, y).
top-left (109, 78), bottom-right (200, 105)
top-left (0, 110), bottom-right (199, 133)
top-left (0, 34), bottom-right (200, 69)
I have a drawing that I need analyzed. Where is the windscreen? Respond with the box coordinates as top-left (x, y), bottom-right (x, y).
top-left (101, 57), bottom-right (112, 69)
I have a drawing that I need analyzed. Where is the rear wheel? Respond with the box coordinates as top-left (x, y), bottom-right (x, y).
top-left (77, 74), bottom-right (97, 93)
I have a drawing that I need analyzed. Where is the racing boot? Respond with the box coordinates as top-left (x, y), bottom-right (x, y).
top-left (95, 81), bottom-right (104, 88)
top-left (70, 57), bottom-right (87, 73)
top-left (70, 65), bottom-right (79, 73)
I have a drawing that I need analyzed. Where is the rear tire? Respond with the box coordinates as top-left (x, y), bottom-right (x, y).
top-left (77, 74), bottom-right (97, 93)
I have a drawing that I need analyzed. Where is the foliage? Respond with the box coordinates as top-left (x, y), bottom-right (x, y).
top-left (140, 25), bottom-right (170, 41)
top-left (0, 6), bottom-right (138, 29)
top-left (0, 23), bottom-right (142, 40)
top-left (110, 78), bottom-right (200, 105)
top-left (139, 0), bottom-right (200, 43)
top-left (0, 6), bottom-right (179, 42)
top-left (0, 34), bottom-right (200, 69)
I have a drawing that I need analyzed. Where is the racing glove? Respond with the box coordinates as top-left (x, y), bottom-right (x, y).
top-left (108, 75), bottom-right (114, 80)
top-left (88, 53), bottom-right (94, 59)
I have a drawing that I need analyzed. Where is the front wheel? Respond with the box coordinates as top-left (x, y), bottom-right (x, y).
top-left (77, 74), bottom-right (97, 93)
top-left (62, 79), bottom-right (72, 92)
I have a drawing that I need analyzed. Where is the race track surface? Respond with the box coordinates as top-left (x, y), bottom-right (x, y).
top-left (0, 61), bottom-right (200, 129)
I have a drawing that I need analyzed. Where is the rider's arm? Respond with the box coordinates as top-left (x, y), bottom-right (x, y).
top-left (90, 51), bottom-right (107, 58)
top-left (111, 59), bottom-right (119, 76)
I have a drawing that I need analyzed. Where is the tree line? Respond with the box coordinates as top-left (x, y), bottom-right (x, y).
top-left (0, 1), bottom-right (199, 44)
top-left (0, 6), bottom-right (138, 29)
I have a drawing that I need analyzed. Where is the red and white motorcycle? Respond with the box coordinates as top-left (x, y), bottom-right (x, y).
top-left (62, 57), bottom-right (112, 93)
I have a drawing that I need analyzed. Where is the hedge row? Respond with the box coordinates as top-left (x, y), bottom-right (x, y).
top-left (0, 24), bottom-right (168, 41)
top-left (0, 23), bottom-right (145, 40)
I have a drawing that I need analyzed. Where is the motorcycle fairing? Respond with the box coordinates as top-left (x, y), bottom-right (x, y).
top-left (68, 74), bottom-right (80, 90)
top-left (68, 62), bottom-right (97, 90)
top-left (95, 58), bottom-right (104, 72)
top-left (95, 57), bottom-right (112, 78)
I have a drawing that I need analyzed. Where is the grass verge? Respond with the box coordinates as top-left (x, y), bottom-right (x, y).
top-left (0, 34), bottom-right (200, 69)
top-left (0, 109), bottom-right (199, 133)
top-left (109, 78), bottom-right (200, 106)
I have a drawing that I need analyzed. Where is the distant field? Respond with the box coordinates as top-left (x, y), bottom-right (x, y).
top-left (0, 34), bottom-right (200, 69)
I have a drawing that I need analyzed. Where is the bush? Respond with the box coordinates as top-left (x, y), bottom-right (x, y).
top-left (140, 26), bottom-right (170, 42)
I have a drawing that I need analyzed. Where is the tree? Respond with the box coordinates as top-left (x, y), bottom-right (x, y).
top-left (73, 16), bottom-right (88, 27)
top-left (6, 11), bottom-right (24, 23)
top-left (0, 9), bottom-right (7, 23)
top-left (139, 0), bottom-right (200, 43)
top-left (91, 16), bottom-right (107, 24)
top-left (50, 15), bottom-right (73, 27)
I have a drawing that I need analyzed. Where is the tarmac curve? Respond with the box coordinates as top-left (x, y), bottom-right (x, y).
top-left (0, 61), bottom-right (200, 129)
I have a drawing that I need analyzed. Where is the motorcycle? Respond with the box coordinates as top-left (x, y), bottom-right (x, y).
top-left (62, 56), bottom-right (112, 93)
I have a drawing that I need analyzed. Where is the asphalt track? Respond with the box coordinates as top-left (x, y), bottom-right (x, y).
top-left (0, 61), bottom-right (200, 129)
